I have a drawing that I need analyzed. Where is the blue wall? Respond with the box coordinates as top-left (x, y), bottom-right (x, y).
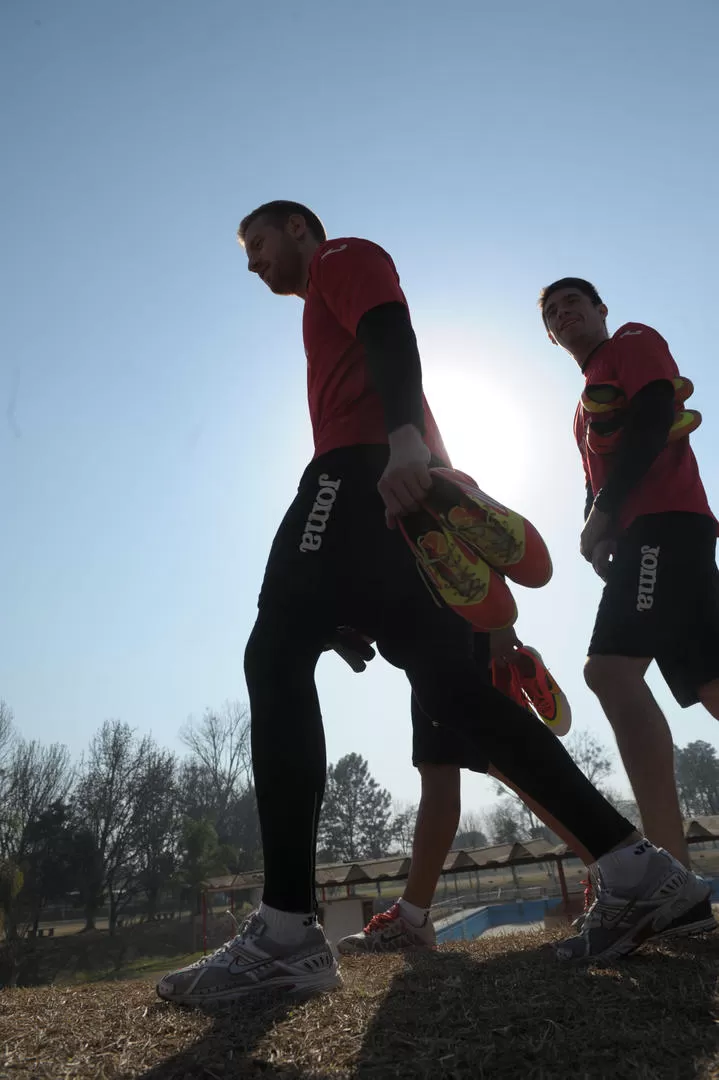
top-left (437, 897), bottom-right (564, 943)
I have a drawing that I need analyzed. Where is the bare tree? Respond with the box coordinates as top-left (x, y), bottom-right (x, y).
top-left (180, 703), bottom-right (251, 837)
top-left (0, 740), bottom-right (72, 863)
top-left (391, 801), bottom-right (418, 855)
top-left (452, 812), bottom-right (488, 851)
top-left (0, 729), bottom-right (71, 938)
top-left (0, 701), bottom-right (15, 776)
top-left (488, 730), bottom-right (614, 850)
top-left (491, 782), bottom-right (550, 843)
top-left (602, 787), bottom-right (642, 827)
top-left (565, 730), bottom-right (614, 789)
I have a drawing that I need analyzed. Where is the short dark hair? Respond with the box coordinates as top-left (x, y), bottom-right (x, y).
top-left (538, 277), bottom-right (604, 325)
top-left (237, 200), bottom-right (327, 245)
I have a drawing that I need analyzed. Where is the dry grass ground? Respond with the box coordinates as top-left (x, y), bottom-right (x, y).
top-left (1, 927), bottom-right (718, 1080)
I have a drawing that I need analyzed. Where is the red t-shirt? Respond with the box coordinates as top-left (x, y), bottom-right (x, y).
top-left (574, 322), bottom-right (714, 531)
top-left (303, 237), bottom-right (449, 462)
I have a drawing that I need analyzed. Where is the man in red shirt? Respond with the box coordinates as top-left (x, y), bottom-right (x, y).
top-left (540, 277), bottom-right (719, 880)
top-left (158, 209), bottom-right (708, 1005)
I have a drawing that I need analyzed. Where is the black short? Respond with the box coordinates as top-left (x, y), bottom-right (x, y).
top-left (257, 444), bottom-right (484, 715)
top-left (588, 512), bottom-right (719, 707)
top-left (411, 634), bottom-right (491, 770)
top-left (258, 445), bottom-right (460, 634)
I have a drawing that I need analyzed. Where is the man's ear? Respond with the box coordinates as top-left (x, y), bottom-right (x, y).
top-left (286, 213), bottom-right (307, 240)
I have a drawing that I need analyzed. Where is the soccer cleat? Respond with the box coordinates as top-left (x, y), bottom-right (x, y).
top-left (582, 376), bottom-right (701, 455)
top-left (426, 468), bottom-right (552, 588)
top-left (491, 658), bottom-right (535, 716)
top-left (492, 646), bottom-right (571, 736)
top-left (399, 507), bottom-right (517, 631)
top-left (554, 848), bottom-right (711, 962)
top-left (337, 903), bottom-right (436, 955)
top-left (510, 646), bottom-right (571, 737)
top-left (156, 911), bottom-right (341, 1004)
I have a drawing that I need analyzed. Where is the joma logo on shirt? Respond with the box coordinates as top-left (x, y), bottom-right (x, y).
top-left (299, 475), bottom-right (342, 552)
top-left (636, 544), bottom-right (660, 610)
top-left (320, 244), bottom-right (348, 260)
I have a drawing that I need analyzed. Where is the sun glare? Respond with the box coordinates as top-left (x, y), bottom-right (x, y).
top-left (422, 343), bottom-right (535, 509)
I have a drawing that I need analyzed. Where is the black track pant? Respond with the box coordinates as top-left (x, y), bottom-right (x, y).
top-left (245, 446), bottom-right (635, 912)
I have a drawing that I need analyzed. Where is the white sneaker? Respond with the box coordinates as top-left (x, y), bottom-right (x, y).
top-left (337, 902), bottom-right (436, 955)
top-left (157, 911), bottom-right (341, 1004)
top-left (555, 848), bottom-right (711, 962)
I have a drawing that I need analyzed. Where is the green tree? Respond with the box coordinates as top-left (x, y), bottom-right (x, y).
top-left (222, 787), bottom-right (262, 872)
top-left (133, 748), bottom-right (180, 918)
top-left (0, 860), bottom-right (23, 939)
top-left (319, 754), bottom-right (394, 862)
top-left (73, 720), bottom-right (156, 933)
top-left (487, 805), bottom-right (523, 845)
top-left (178, 818), bottom-right (232, 915)
top-left (674, 741), bottom-right (719, 817)
top-left (18, 801), bottom-right (82, 933)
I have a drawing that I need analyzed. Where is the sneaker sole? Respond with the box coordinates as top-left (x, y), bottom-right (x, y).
top-left (654, 915), bottom-right (717, 940)
top-left (157, 966), bottom-right (342, 1005)
top-left (652, 896), bottom-right (717, 941)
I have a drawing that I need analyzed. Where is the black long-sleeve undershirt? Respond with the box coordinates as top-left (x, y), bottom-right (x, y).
top-left (356, 301), bottom-right (425, 435)
top-left (590, 379), bottom-right (675, 518)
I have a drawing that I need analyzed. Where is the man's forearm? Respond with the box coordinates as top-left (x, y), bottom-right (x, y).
top-left (356, 301), bottom-right (425, 435)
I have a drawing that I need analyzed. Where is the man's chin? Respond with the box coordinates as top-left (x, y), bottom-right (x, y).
top-left (558, 328), bottom-right (585, 351)
top-left (267, 280), bottom-right (295, 296)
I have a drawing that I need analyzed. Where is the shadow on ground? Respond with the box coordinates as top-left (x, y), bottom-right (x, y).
top-left (132, 932), bottom-right (719, 1080)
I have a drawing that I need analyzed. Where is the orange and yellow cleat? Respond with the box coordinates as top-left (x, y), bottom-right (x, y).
top-left (582, 375), bottom-right (701, 455)
top-left (398, 508), bottom-right (517, 632)
top-left (426, 468), bottom-right (552, 589)
top-left (492, 645), bottom-right (571, 736)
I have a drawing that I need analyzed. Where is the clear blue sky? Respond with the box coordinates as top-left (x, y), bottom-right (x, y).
top-left (2, 0), bottom-right (718, 816)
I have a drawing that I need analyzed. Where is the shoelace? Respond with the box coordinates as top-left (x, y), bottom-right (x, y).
top-left (363, 905), bottom-right (400, 934)
top-left (194, 911), bottom-right (263, 965)
top-left (581, 878), bottom-right (595, 912)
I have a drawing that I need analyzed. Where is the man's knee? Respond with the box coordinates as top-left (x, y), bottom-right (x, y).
top-left (584, 654), bottom-right (650, 698)
top-left (244, 612), bottom-right (322, 689)
top-left (244, 615), bottom-right (277, 685)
